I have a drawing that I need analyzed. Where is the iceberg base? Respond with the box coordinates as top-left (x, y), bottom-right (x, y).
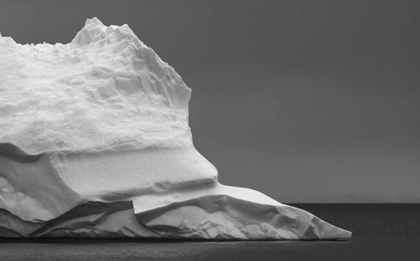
top-left (0, 183), bottom-right (351, 240)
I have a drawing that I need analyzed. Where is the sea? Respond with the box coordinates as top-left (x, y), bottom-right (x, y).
top-left (0, 204), bottom-right (419, 261)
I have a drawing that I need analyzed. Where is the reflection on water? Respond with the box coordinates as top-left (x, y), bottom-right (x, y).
top-left (1, 239), bottom-right (417, 261)
top-left (0, 241), bottom-right (352, 261)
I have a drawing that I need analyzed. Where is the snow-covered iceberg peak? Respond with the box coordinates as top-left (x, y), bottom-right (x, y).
top-left (0, 18), bottom-right (351, 240)
top-left (0, 17), bottom-right (191, 155)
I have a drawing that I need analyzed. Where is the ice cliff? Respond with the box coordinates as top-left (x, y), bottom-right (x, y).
top-left (0, 18), bottom-right (351, 240)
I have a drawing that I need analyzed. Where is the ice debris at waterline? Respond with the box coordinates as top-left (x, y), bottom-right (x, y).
top-left (0, 18), bottom-right (351, 240)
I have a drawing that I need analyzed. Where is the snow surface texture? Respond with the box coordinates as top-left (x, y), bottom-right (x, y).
top-left (0, 18), bottom-right (351, 240)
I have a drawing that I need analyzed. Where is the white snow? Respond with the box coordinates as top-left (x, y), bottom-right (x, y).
top-left (0, 17), bottom-right (191, 154)
top-left (0, 18), bottom-right (351, 240)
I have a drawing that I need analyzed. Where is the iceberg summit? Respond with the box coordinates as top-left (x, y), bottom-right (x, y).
top-left (0, 18), bottom-right (351, 240)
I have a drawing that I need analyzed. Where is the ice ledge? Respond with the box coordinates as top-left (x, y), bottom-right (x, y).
top-left (0, 182), bottom-right (351, 240)
top-left (134, 184), bottom-right (352, 240)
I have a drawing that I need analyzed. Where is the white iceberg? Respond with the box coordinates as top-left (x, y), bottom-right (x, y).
top-left (0, 18), bottom-right (351, 240)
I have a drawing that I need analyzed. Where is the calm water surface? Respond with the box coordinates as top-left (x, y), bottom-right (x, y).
top-left (0, 204), bottom-right (419, 261)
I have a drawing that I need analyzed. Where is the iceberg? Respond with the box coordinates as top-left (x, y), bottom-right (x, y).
top-left (0, 18), bottom-right (351, 240)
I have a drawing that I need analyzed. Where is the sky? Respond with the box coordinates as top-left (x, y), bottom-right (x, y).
top-left (0, 0), bottom-right (419, 202)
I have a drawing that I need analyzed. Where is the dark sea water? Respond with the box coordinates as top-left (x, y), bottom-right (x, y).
top-left (1, 204), bottom-right (419, 261)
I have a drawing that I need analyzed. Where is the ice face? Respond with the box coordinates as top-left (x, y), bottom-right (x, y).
top-left (0, 17), bottom-right (191, 154)
top-left (0, 18), bottom-right (351, 240)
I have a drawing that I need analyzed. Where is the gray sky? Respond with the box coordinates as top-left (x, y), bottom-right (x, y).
top-left (1, 0), bottom-right (419, 202)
